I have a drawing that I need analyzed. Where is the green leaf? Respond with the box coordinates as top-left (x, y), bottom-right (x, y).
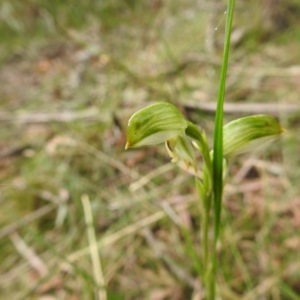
top-left (211, 1), bottom-right (236, 299)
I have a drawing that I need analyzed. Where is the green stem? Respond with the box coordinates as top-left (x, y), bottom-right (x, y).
top-left (203, 194), bottom-right (212, 269)
top-left (187, 113), bottom-right (214, 295)
top-left (195, 173), bottom-right (212, 295)
top-left (210, 0), bottom-right (236, 299)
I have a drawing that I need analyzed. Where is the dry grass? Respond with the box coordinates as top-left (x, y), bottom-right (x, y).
top-left (0, 0), bottom-right (300, 299)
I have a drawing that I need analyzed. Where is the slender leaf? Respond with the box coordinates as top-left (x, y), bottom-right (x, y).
top-left (210, 0), bottom-right (236, 298)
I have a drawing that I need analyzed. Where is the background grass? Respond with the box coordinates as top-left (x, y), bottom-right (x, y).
top-left (0, 0), bottom-right (300, 299)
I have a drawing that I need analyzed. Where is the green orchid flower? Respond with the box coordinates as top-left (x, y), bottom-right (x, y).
top-left (223, 114), bottom-right (284, 157)
top-left (125, 102), bottom-right (198, 172)
top-left (125, 103), bottom-right (284, 180)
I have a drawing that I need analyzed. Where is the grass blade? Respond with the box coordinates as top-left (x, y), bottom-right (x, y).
top-left (210, 0), bottom-right (236, 298)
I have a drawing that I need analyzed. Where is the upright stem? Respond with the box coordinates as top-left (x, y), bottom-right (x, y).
top-left (202, 193), bottom-right (212, 270)
top-left (210, 0), bottom-right (236, 299)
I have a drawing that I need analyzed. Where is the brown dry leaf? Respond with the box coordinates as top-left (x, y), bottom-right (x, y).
top-left (149, 288), bottom-right (173, 300)
top-left (291, 207), bottom-right (300, 228)
top-left (34, 59), bottom-right (52, 74)
top-left (36, 275), bottom-right (65, 294)
top-left (98, 54), bottom-right (110, 66)
top-left (149, 286), bottom-right (185, 300)
top-left (33, 56), bottom-right (67, 75)
top-left (45, 135), bottom-right (77, 156)
top-left (285, 237), bottom-right (300, 249)
top-left (38, 296), bottom-right (57, 300)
